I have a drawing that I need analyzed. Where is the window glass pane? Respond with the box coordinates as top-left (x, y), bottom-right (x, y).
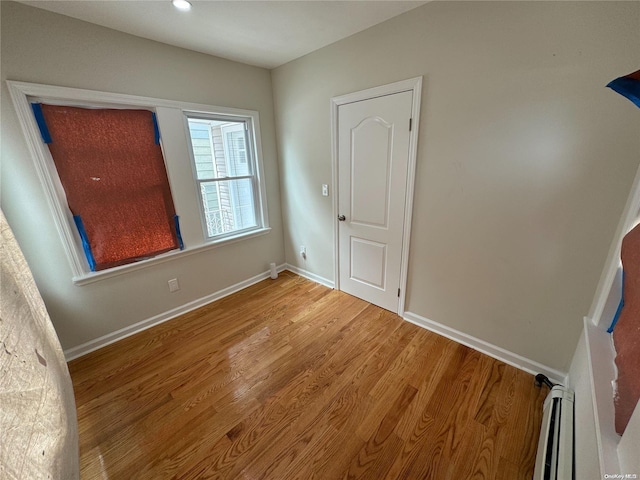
top-left (225, 129), bottom-right (249, 176)
top-left (187, 118), bottom-right (249, 180)
top-left (188, 120), bottom-right (216, 180)
top-left (200, 183), bottom-right (222, 237)
top-left (199, 178), bottom-right (256, 237)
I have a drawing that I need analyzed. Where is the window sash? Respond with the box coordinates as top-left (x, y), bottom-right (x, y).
top-left (196, 175), bottom-right (254, 182)
top-left (196, 177), bottom-right (260, 238)
top-left (188, 118), bottom-right (253, 181)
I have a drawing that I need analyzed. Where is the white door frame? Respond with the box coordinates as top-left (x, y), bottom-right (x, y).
top-left (330, 77), bottom-right (422, 316)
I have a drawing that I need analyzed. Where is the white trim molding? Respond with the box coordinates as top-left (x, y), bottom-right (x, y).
top-left (581, 317), bottom-right (620, 476)
top-left (330, 76), bottom-right (422, 317)
top-left (589, 162), bottom-right (640, 327)
top-left (63, 263), bottom-right (335, 361)
top-left (64, 264), bottom-right (286, 361)
top-left (73, 227), bottom-right (272, 286)
top-left (403, 311), bottom-right (566, 383)
top-left (283, 263), bottom-right (335, 289)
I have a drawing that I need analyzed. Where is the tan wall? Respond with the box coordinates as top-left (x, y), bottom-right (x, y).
top-left (0, 2), bottom-right (285, 350)
top-left (272, 1), bottom-right (640, 371)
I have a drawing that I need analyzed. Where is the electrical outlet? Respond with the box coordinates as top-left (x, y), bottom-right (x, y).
top-left (300, 246), bottom-right (306, 259)
top-left (322, 184), bottom-right (329, 196)
top-left (168, 278), bottom-right (180, 292)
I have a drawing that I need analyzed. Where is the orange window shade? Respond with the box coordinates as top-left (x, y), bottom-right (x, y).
top-left (612, 223), bottom-right (640, 435)
top-left (38, 104), bottom-right (180, 271)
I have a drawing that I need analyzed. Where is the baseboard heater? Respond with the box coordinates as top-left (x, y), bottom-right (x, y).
top-left (533, 374), bottom-right (575, 480)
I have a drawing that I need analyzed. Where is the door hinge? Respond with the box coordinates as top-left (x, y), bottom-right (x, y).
top-left (397, 288), bottom-right (401, 297)
top-left (409, 118), bottom-right (412, 131)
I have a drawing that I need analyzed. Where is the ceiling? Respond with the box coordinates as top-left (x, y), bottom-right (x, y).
top-left (21, 0), bottom-right (430, 69)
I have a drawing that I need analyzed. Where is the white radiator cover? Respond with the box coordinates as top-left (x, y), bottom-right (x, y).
top-left (534, 385), bottom-right (575, 480)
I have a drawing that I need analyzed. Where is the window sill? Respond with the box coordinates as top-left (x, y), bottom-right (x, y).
top-left (72, 227), bottom-right (271, 286)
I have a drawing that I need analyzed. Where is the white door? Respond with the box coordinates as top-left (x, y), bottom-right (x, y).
top-left (337, 90), bottom-right (413, 312)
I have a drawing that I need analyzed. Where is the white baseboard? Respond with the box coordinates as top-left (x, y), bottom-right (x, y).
top-left (282, 263), bottom-right (334, 289)
top-left (66, 265), bottom-right (558, 386)
top-left (403, 311), bottom-right (566, 383)
top-left (64, 264), bottom-right (288, 361)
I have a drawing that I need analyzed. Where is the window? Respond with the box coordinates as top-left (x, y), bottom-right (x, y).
top-left (31, 103), bottom-right (182, 271)
top-left (186, 115), bottom-right (264, 240)
top-left (8, 81), bottom-right (270, 284)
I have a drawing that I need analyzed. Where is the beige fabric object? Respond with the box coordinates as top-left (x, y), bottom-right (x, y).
top-left (0, 210), bottom-right (79, 479)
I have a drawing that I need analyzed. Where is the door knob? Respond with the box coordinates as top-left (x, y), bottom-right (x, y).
top-left (338, 214), bottom-right (346, 221)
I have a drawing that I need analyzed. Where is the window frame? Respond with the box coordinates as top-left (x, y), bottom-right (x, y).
top-left (183, 112), bottom-right (268, 242)
top-left (7, 81), bottom-right (270, 285)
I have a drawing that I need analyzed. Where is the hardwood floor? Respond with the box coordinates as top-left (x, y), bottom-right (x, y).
top-left (69, 272), bottom-right (546, 479)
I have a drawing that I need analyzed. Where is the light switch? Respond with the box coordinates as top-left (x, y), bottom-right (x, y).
top-left (322, 184), bottom-right (329, 196)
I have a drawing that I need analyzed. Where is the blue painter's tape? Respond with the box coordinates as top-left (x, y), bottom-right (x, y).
top-left (607, 77), bottom-right (640, 108)
top-left (152, 112), bottom-right (160, 144)
top-left (608, 270), bottom-right (625, 333)
top-left (31, 103), bottom-right (52, 144)
top-left (73, 215), bottom-right (97, 272)
top-left (174, 215), bottom-right (184, 250)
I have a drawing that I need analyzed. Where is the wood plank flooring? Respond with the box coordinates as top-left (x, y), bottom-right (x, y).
top-left (69, 272), bottom-right (547, 479)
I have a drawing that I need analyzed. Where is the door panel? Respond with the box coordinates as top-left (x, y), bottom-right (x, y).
top-left (351, 118), bottom-right (392, 228)
top-left (350, 237), bottom-right (387, 289)
top-left (338, 91), bottom-right (413, 312)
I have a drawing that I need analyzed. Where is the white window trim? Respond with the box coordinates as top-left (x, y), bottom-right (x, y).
top-left (6, 80), bottom-right (270, 285)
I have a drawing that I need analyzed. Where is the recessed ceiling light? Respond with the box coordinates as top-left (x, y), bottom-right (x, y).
top-left (172, 0), bottom-right (192, 11)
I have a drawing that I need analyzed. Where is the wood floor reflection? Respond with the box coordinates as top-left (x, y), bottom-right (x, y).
top-left (69, 271), bottom-right (545, 479)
